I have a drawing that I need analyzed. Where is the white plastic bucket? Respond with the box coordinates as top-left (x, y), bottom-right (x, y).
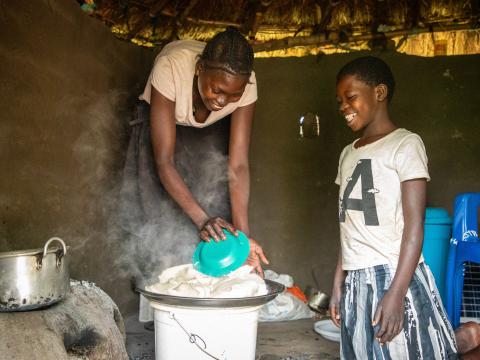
top-left (150, 301), bottom-right (262, 360)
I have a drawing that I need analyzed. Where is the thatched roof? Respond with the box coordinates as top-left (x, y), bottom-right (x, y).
top-left (78, 0), bottom-right (480, 57)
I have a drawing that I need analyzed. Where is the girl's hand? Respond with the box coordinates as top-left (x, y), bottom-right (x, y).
top-left (246, 238), bottom-right (269, 277)
top-left (198, 217), bottom-right (237, 242)
top-left (373, 289), bottom-right (405, 345)
top-left (329, 284), bottom-right (342, 327)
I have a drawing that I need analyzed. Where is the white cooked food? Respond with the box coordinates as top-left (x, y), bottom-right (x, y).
top-left (146, 264), bottom-right (268, 298)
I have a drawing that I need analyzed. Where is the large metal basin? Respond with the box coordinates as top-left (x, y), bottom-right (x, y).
top-left (136, 278), bottom-right (284, 308)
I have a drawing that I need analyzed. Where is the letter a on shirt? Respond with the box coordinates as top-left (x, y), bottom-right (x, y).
top-left (339, 159), bottom-right (379, 226)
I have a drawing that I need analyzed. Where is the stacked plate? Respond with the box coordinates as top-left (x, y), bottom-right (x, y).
top-left (313, 320), bottom-right (341, 342)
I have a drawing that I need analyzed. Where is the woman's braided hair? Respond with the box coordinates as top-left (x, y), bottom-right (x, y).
top-left (199, 27), bottom-right (254, 77)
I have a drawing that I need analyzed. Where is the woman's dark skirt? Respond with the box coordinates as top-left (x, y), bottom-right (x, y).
top-left (119, 101), bottom-right (231, 280)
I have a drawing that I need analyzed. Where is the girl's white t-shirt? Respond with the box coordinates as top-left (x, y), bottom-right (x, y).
top-left (335, 128), bottom-right (430, 270)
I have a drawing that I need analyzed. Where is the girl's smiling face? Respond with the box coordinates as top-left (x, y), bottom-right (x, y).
top-left (336, 74), bottom-right (386, 132)
top-left (196, 63), bottom-right (248, 112)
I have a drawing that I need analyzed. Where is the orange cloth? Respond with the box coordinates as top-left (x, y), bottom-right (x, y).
top-left (286, 285), bottom-right (308, 303)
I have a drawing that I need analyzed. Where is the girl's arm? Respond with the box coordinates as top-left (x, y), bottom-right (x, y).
top-left (150, 87), bottom-right (235, 241)
top-left (373, 178), bottom-right (427, 344)
top-left (330, 248), bottom-right (346, 327)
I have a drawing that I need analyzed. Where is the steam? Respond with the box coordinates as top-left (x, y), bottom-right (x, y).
top-left (115, 115), bottom-right (231, 284)
top-left (63, 92), bottom-right (230, 294)
top-left (62, 90), bottom-right (130, 253)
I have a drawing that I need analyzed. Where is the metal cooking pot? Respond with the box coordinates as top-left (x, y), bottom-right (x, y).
top-left (308, 290), bottom-right (330, 311)
top-left (306, 267), bottom-right (330, 312)
top-left (0, 237), bottom-right (70, 311)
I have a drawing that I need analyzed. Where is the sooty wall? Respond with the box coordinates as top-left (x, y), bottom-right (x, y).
top-left (0, 0), bottom-right (153, 312)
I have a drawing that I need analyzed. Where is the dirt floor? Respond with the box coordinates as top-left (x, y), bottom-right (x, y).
top-left (125, 313), bottom-right (340, 360)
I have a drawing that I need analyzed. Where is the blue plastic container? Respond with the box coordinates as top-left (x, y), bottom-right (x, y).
top-left (423, 207), bottom-right (452, 303)
top-left (445, 192), bottom-right (480, 327)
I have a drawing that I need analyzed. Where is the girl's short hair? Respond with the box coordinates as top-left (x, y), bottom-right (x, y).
top-left (199, 27), bottom-right (254, 77)
top-left (337, 56), bottom-right (395, 102)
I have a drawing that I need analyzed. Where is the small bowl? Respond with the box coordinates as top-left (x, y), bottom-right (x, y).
top-left (192, 229), bottom-right (250, 277)
top-left (314, 320), bottom-right (341, 342)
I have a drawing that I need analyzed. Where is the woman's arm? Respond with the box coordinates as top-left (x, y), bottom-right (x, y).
top-left (228, 102), bottom-right (255, 234)
top-left (150, 87), bottom-right (235, 241)
top-left (229, 102), bottom-right (269, 275)
top-left (373, 178), bottom-right (427, 344)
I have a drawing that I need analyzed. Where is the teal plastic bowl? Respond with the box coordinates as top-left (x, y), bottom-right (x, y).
top-left (192, 229), bottom-right (250, 277)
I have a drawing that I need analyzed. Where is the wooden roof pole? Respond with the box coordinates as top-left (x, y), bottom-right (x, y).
top-left (164, 0), bottom-right (202, 41)
top-left (406, 0), bottom-right (421, 29)
top-left (149, 0), bottom-right (170, 18)
top-left (176, 0), bottom-right (201, 26)
top-left (158, 7), bottom-right (240, 28)
top-left (252, 21), bottom-right (478, 53)
top-left (313, 0), bottom-right (341, 34)
top-left (128, 0), bottom-right (170, 39)
top-left (242, 0), bottom-right (273, 40)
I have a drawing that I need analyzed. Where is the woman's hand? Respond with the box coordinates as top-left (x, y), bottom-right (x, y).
top-left (373, 289), bottom-right (405, 345)
top-left (198, 217), bottom-right (237, 242)
top-left (246, 238), bottom-right (269, 277)
top-left (329, 284), bottom-right (342, 327)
